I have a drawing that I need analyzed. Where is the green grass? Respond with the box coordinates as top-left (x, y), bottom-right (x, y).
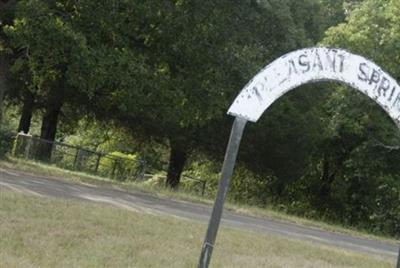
top-left (0, 157), bottom-right (398, 244)
top-left (0, 190), bottom-right (394, 268)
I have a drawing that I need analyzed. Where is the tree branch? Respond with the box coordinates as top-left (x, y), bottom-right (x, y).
top-left (372, 138), bottom-right (400, 151)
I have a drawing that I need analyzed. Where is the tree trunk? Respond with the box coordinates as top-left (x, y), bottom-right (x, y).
top-left (166, 142), bottom-right (187, 189)
top-left (318, 153), bottom-right (336, 209)
top-left (17, 92), bottom-right (34, 133)
top-left (0, 55), bottom-right (9, 124)
top-left (36, 99), bottom-right (63, 161)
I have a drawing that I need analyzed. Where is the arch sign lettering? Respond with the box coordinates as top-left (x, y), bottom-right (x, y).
top-left (229, 47), bottom-right (400, 124)
top-left (198, 47), bottom-right (400, 268)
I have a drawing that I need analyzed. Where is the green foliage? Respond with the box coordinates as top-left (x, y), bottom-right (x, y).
top-left (274, 0), bottom-right (400, 236)
top-left (4, 0), bottom-right (90, 98)
top-left (323, 0), bottom-right (400, 75)
top-left (62, 119), bottom-right (135, 152)
top-left (4, 0), bottom-right (400, 237)
top-left (183, 160), bottom-right (220, 197)
top-left (228, 166), bottom-right (275, 207)
top-left (0, 128), bottom-right (15, 157)
top-left (183, 159), bottom-right (276, 204)
top-left (11, 132), bottom-right (24, 157)
top-left (98, 151), bottom-right (139, 181)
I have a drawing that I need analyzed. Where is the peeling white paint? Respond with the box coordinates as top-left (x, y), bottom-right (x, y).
top-left (228, 47), bottom-right (400, 125)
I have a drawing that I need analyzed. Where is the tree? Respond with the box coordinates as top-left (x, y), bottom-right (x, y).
top-left (196, 0), bottom-right (347, 192)
top-left (112, 0), bottom-right (352, 188)
top-left (5, 0), bottom-right (90, 158)
top-left (106, 0), bottom-right (327, 188)
top-left (0, 0), bottom-right (17, 123)
top-left (282, 0), bottom-right (400, 233)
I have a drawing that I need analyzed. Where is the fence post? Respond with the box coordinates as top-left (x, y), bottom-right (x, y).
top-left (73, 148), bottom-right (80, 170)
top-left (49, 142), bottom-right (57, 164)
top-left (24, 135), bottom-right (32, 159)
top-left (201, 180), bottom-right (206, 197)
top-left (111, 159), bottom-right (118, 179)
top-left (137, 160), bottom-right (146, 180)
top-left (94, 154), bottom-right (101, 174)
top-left (13, 133), bottom-right (22, 157)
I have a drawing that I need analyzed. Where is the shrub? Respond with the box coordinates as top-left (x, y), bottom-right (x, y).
top-left (0, 129), bottom-right (17, 158)
top-left (98, 151), bottom-right (140, 181)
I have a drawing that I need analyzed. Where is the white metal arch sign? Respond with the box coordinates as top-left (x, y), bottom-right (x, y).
top-left (229, 47), bottom-right (400, 125)
top-left (198, 47), bottom-right (400, 268)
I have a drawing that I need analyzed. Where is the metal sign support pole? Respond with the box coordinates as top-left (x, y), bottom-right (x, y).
top-left (397, 246), bottom-right (400, 268)
top-left (198, 117), bottom-right (247, 268)
top-left (395, 123), bottom-right (400, 268)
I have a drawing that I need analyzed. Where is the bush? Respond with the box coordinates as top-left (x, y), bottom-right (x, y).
top-left (98, 151), bottom-right (140, 181)
top-left (142, 172), bottom-right (167, 187)
top-left (228, 165), bottom-right (275, 206)
top-left (183, 160), bottom-right (276, 202)
top-left (183, 160), bottom-right (220, 197)
top-left (0, 129), bottom-right (16, 158)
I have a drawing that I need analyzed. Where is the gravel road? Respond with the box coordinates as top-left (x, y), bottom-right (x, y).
top-left (0, 167), bottom-right (398, 259)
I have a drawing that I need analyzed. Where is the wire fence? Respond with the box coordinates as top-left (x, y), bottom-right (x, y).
top-left (12, 133), bottom-right (207, 196)
top-left (13, 133), bottom-right (146, 181)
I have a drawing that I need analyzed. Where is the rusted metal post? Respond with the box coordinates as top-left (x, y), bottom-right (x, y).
top-left (198, 117), bottom-right (247, 268)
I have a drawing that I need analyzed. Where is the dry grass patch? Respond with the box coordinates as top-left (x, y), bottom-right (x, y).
top-left (0, 157), bottom-right (398, 244)
top-left (0, 190), bottom-right (394, 268)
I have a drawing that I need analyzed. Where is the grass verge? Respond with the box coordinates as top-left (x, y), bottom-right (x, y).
top-left (0, 190), bottom-right (394, 268)
top-left (0, 157), bottom-right (397, 244)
